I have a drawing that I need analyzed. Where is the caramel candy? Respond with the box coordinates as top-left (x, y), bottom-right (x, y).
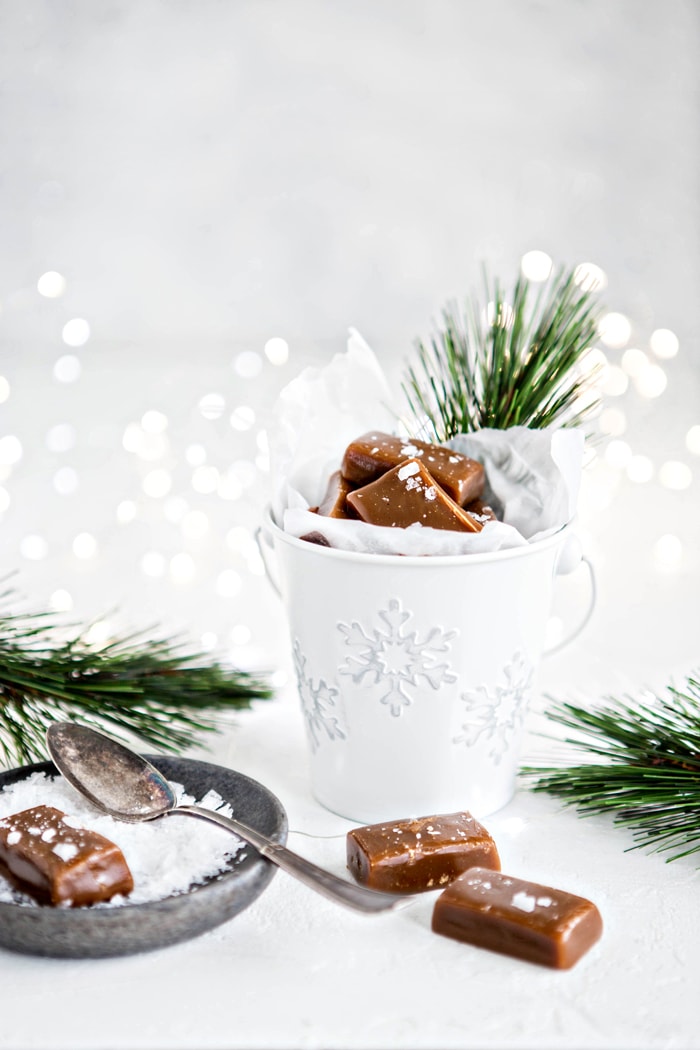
top-left (464, 498), bottom-right (497, 524)
top-left (346, 459), bottom-right (483, 533)
top-left (0, 804), bottom-right (134, 906)
top-left (432, 867), bottom-right (603, 969)
top-left (342, 431), bottom-right (484, 505)
top-left (347, 812), bottom-right (500, 894)
top-left (316, 470), bottom-right (356, 519)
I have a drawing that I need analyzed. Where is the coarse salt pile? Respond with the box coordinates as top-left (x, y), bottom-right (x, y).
top-left (0, 772), bottom-right (246, 907)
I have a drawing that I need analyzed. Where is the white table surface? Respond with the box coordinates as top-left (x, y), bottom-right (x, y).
top-left (1, 632), bottom-right (698, 1050)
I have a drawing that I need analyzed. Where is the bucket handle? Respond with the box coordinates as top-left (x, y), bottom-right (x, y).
top-left (256, 526), bottom-right (282, 598)
top-left (544, 549), bottom-right (597, 656)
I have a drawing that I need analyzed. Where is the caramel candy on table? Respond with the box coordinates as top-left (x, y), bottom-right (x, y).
top-left (342, 431), bottom-right (485, 506)
top-left (432, 867), bottom-right (603, 969)
top-left (346, 459), bottom-right (483, 533)
top-left (0, 804), bottom-right (134, 906)
top-left (347, 812), bottom-right (501, 894)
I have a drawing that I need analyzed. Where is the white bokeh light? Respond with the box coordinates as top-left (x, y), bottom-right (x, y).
top-left (141, 551), bottom-right (167, 577)
top-left (185, 444), bottom-right (207, 466)
top-left (116, 500), bottom-right (138, 524)
top-left (230, 624), bottom-right (252, 646)
top-left (142, 468), bottom-right (172, 498)
top-left (49, 589), bottom-right (73, 612)
top-left (658, 461), bottom-right (692, 490)
top-left (686, 425), bottom-right (700, 455)
top-left (0, 435), bottom-right (23, 465)
top-left (599, 312), bottom-right (631, 349)
top-left (198, 393), bottom-right (226, 420)
top-left (633, 364), bottom-right (667, 399)
top-left (73, 532), bottom-right (98, 559)
top-left (627, 455), bottom-right (654, 484)
top-left (170, 552), bottom-right (197, 584)
top-left (234, 351), bottom-right (263, 378)
top-left (264, 337), bottom-right (289, 366)
top-left (37, 271), bottom-right (67, 298)
top-left (230, 405), bottom-right (256, 431)
top-left (650, 328), bottom-right (679, 360)
top-left (62, 318), bottom-right (90, 347)
top-left (573, 262), bottom-right (608, 291)
top-left (599, 408), bottom-right (627, 436)
top-left (192, 465), bottom-right (220, 494)
top-left (621, 348), bottom-right (649, 377)
top-left (604, 439), bottom-right (632, 469)
top-left (46, 422), bottom-right (77, 453)
top-left (53, 354), bottom-right (81, 383)
top-left (141, 410), bottom-right (168, 433)
top-left (600, 365), bottom-right (629, 397)
top-left (53, 466), bottom-right (79, 494)
top-left (20, 535), bottom-right (48, 560)
top-left (654, 534), bottom-right (683, 572)
top-left (163, 496), bottom-right (189, 523)
top-left (182, 510), bottom-right (210, 539)
top-left (520, 250), bottom-right (553, 282)
top-left (216, 569), bottom-right (242, 598)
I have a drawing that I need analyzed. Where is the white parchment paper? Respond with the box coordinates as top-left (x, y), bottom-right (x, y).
top-left (269, 330), bottom-right (584, 555)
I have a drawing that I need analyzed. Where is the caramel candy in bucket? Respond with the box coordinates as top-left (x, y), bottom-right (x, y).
top-left (347, 459), bottom-right (483, 533)
top-left (342, 431), bottom-right (485, 505)
top-left (316, 470), bottom-right (357, 519)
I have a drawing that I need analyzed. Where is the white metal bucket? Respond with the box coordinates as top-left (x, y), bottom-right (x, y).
top-left (260, 508), bottom-right (591, 823)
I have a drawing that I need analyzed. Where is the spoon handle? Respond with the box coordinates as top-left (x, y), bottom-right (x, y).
top-left (176, 804), bottom-right (410, 914)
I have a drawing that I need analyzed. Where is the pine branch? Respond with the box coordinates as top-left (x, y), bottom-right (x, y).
top-left (522, 675), bottom-right (700, 862)
top-left (0, 590), bottom-right (272, 767)
top-left (402, 264), bottom-right (604, 440)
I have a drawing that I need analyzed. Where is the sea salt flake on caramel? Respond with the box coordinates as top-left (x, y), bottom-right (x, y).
top-left (346, 812), bottom-right (500, 894)
top-left (432, 867), bottom-right (603, 969)
top-left (342, 431), bottom-right (485, 505)
top-left (346, 459), bottom-right (482, 533)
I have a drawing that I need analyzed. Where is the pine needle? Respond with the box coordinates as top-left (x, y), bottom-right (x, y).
top-left (522, 675), bottom-right (700, 863)
top-left (402, 264), bottom-right (604, 440)
top-left (0, 588), bottom-right (272, 767)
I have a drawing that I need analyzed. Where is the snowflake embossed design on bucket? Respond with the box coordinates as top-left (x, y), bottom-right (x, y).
top-left (453, 651), bottom-right (534, 763)
top-left (337, 598), bottom-right (457, 717)
top-left (262, 507), bottom-right (582, 823)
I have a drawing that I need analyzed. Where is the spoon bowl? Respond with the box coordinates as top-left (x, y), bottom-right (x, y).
top-left (46, 722), bottom-right (411, 915)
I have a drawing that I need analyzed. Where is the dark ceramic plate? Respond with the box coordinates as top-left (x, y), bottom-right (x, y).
top-left (0, 755), bottom-right (288, 959)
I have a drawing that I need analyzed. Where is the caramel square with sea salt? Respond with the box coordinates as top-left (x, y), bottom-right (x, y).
top-left (347, 812), bottom-right (500, 894)
top-left (432, 867), bottom-right (603, 969)
top-left (346, 459), bottom-right (482, 532)
top-left (341, 431), bottom-right (484, 505)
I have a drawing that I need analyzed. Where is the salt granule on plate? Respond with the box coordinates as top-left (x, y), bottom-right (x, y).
top-left (0, 772), bottom-right (246, 907)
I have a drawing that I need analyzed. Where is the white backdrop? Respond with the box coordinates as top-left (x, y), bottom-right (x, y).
top-left (0, 0), bottom-right (698, 690)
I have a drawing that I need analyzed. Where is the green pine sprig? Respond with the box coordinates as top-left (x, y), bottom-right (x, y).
top-left (522, 675), bottom-right (700, 863)
top-left (402, 263), bottom-right (605, 441)
top-left (0, 589), bottom-right (272, 767)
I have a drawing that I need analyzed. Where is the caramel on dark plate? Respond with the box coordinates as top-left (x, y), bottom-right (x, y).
top-left (0, 804), bottom-right (134, 906)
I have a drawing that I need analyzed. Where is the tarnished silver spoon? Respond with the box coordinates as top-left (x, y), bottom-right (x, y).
top-left (46, 721), bottom-right (409, 915)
